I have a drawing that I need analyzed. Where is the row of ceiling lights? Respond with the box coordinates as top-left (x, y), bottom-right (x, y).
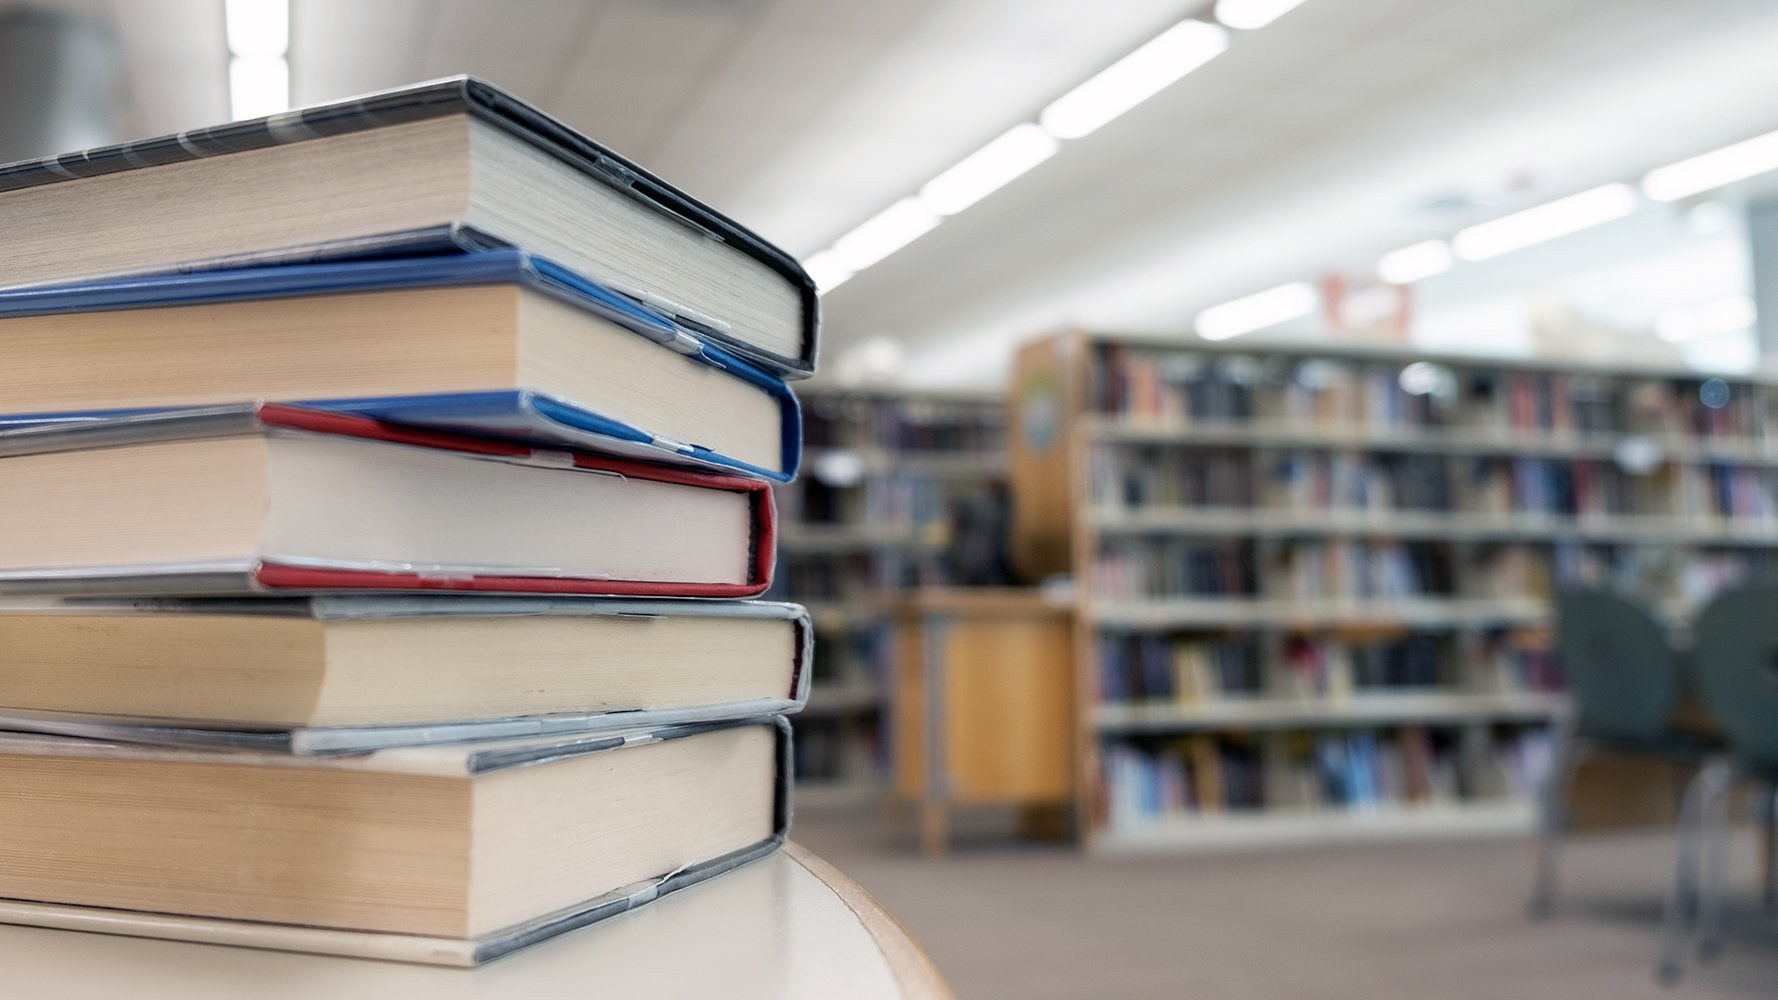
top-left (805, 0), bottom-right (1778, 349)
top-left (1205, 132), bottom-right (1778, 341)
top-left (802, 0), bottom-right (1313, 294)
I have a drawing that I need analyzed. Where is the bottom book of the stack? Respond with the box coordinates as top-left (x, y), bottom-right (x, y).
top-left (0, 717), bottom-right (789, 965)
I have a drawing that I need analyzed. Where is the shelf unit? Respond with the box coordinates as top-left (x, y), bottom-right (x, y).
top-left (1010, 331), bottom-right (1778, 852)
top-left (772, 387), bottom-right (1007, 796)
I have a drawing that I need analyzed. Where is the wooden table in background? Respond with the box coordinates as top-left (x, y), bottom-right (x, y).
top-left (888, 587), bottom-right (1076, 854)
top-left (0, 844), bottom-right (950, 999)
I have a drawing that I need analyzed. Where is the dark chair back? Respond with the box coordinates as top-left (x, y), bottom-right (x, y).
top-left (1690, 584), bottom-right (1778, 768)
top-left (1556, 588), bottom-right (1683, 742)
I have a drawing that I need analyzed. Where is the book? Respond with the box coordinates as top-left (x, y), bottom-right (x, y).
top-left (0, 718), bottom-right (788, 965)
top-left (0, 77), bottom-right (817, 379)
top-left (0, 404), bottom-right (776, 598)
top-left (0, 597), bottom-right (809, 753)
top-left (0, 252), bottom-right (799, 481)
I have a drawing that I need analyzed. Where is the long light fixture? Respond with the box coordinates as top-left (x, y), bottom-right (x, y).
top-left (1039, 20), bottom-right (1229, 140)
top-left (920, 124), bottom-right (1060, 216)
top-left (1214, 0), bottom-right (1312, 30)
top-left (1642, 129), bottom-right (1778, 202)
top-left (1451, 183), bottom-right (1637, 262)
top-left (803, 18), bottom-right (1239, 294)
top-left (225, 0), bottom-right (290, 120)
top-left (1196, 282), bottom-right (1317, 340)
top-left (829, 198), bottom-right (941, 272)
top-left (1376, 239), bottom-right (1453, 284)
top-left (801, 251), bottom-right (854, 294)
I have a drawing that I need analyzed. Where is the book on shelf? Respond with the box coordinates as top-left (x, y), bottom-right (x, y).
top-left (1099, 724), bottom-right (1546, 827)
top-left (0, 718), bottom-right (788, 966)
top-left (1092, 539), bottom-right (1256, 601)
top-left (1486, 727), bottom-right (1555, 800)
top-left (1095, 634), bottom-right (1261, 704)
top-left (802, 395), bottom-right (1004, 453)
top-left (1477, 629), bottom-right (1564, 693)
top-left (1091, 444), bottom-right (1255, 509)
top-left (1090, 346), bottom-right (1258, 425)
top-left (1098, 629), bottom-right (1556, 710)
top-left (1268, 541), bottom-right (1453, 602)
top-left (1279, 635), bottom-right (1448, 700)
top-left (0, 251), bottom-right (799, 481)
top-left (0, 597), bottom-right (810, 754)
top-left (0, 404), bottom-right (777, 598)
top-left (0, 77), bottom-right (817, 379)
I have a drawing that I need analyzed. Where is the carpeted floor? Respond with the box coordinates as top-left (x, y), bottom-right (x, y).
top-left (792, 805), bottom-right (1778, 999)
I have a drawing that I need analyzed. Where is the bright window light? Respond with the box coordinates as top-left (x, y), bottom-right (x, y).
top-left (1039, 20), bottom-right (1228, 140)
top-left (829, 197), bottom-right (941, 272)
top-left (225, 0), bottom-right (289, 58)
top-left (1376, 240), bottom-right (1453, 284)
top-left (1642, 129), bottom-right (1778, 202)
top-left (919, 124), bottom-right (1060, 216)
top-left (802, 251), bottom-right (855, 295)
top-left (1196, 282), bottom-right (1318, 340)
top-left (229, 56), bottom-right (289, 121)
top-left (1451, 184), bottom-right (1638, 262)
top-left (1214, 0), bottom-right (1311, 30)
top-left (1656, 295), bottom-right (1756, 343)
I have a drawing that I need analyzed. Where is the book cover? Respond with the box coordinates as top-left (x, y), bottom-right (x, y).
top-left (0, 596), bottom-right (811, 754)
top-left (0, 718), bottom-right (792, 966)
top-left (0, 251), bottom-right (801, 483)
top-left (0, 403), bottom-right (777, 598)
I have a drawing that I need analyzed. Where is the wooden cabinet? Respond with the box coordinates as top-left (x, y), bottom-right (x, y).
top-left (888, 588), bottom-right (1075, 853)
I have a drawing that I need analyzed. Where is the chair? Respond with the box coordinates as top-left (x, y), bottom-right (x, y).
top-left (1530, 588), bottom-right (1725, 918)
top-left (1659, 584), bottom-right (1778, 983)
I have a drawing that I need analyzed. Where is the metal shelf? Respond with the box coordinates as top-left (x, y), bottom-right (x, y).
top-left (1089, 597), bottom-right (1547, 630)
top-left (1093, 692), bottom-right (1568, 732)
top-left (1091, 801), bottom-right (1536, 854)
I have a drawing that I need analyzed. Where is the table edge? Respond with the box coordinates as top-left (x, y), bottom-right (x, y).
top-left (782, 842), bottom-right (953, 1000)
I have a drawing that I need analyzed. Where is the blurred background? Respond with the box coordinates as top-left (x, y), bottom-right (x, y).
top-left (12, 0), bottom-right (1778, 995)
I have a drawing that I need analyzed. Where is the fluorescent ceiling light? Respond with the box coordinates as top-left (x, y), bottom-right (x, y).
top-left (829, 197), bottom-right (941, 272)
top-left (802, 251), bottom-right (855, 295)
top-left (1196, 282), bottom-right (1317, 340)
top-left (1039, 20), bottom-right (1228, 140)
top-left (1451, 183), bottom-right (1638, 261)
top-left (1214, 0), bottom-right (1311, 30)
top-left (229, 56), bottom-right (289, 121)
top-left (225, 0), bottom-right (289, 58)
top-left (1642, 129), bottom-right (1778, 202)
top-left (1376, 240), bottom-right (1452, 284)
top-left (919, 124), bottom-right (1060, 216)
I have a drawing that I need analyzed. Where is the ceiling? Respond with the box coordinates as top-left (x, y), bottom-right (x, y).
top-left (14, 0), bottom-right (1778, 386)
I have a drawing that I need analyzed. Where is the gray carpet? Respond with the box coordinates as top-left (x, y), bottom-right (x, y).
top-left (793, 806), bottom-right (1778, 999)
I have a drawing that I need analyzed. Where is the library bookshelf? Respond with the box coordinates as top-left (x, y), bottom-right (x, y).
top-left (771, 387), bottom-right (1006, 800)
top-left (1010, 330), bottom-right (1778, 853)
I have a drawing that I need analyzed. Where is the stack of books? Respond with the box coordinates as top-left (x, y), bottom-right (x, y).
top-left (0, 78), bottom-right (818, 966)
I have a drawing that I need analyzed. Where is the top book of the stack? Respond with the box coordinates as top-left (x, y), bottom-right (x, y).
top-left (0, 76), bottom-right (818, 380)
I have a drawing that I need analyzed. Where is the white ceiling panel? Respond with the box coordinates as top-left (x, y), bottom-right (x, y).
top-left (108, 0), bottom-right (227, 138)
top-left (416, 0), bottom-right (602, 100)
top-left (292, 0), bottom-right (435, 104)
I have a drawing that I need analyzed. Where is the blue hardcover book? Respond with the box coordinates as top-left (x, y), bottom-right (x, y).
top-left (0, 251), bottom-right (800, 482)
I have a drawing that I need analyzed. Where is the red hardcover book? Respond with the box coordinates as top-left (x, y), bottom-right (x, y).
top-left (0, 403), bottom-right (775, 597)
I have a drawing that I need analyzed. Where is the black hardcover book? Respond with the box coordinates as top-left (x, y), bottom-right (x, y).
top-left (0, 76), bottom-right (817, 379)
